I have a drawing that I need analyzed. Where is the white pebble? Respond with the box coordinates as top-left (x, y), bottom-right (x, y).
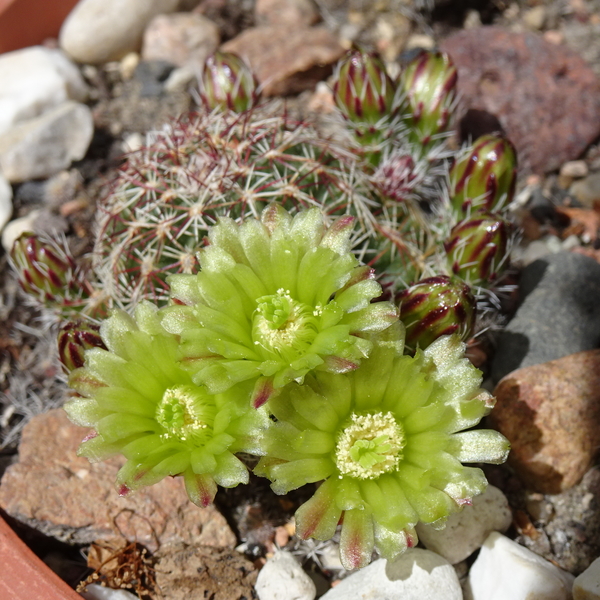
top-left (59, 0), bottom-right (179, 64)
top-left (321, 548), bottom-right (462, 600)
top-left (465, 532), bottom-right (574, 600)
top-left (0, 102), bottom-right (94, 183)
top-left (559, 160), bottom-right (588, 179)
top-left (0, 173), bottom-right (12, 233)
top-left (1, 211), bottom-right (41, 254)
top-left (80, 583), bottom-right (139, 600)
top-left (573, 556), bottom-right (600, 599)
top-left (255, 550), bottom-right (316, 600)
top-left (0, 46), bottom-right (88, 136)
top-left (416, 485), bottom-right (512, 564)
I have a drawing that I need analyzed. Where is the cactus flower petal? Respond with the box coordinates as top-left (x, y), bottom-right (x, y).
top-left (64, 301), bottom-right (269, 502)
top-left (162, 206), bottom-right (397, 395)
top-left (257, 326), bottom-right (508, 567)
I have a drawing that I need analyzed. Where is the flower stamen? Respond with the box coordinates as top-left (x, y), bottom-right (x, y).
top-left (156, 385), bottom-right (212, 441)
top-left (335, 411), bottom-right (404, 479)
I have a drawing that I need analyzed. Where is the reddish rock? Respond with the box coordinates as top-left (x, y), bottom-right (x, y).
top-left (255, 0), bottom-right (320, 27)
top-left (221, 25), bottom-right (344, 96)
top-left (0, 409), bottom-right (236, 551)
top-left (492, 350), bottom-right (600, 493)
top-left (141, 12), bottom-right (220, 67)
top-left (440, 27), bottom-right (600, 174)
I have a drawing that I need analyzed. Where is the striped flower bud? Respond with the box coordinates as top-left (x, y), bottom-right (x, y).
top-left (10, 232), bottom-right (77, 304)
top-left (397, 276), bottom-right (476, 351)
top-left (449, 134), bottom-right (517, 218)
top-left (400, 50), bottom-right (457, 147)
top-left (201, 51), bottom-right (258, 112)
top-left (333, 49), bottom-right (396, 125)
top-left (58, 320), bottom-right (106, 373)
top-left (444, 214), bottom-right (510, 287)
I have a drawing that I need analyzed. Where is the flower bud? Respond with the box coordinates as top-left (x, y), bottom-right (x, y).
top-left (58, 320), bottom-right (106, 372)
top-left (333, 49), bottom-right (396, 124)
top-left (449, 134), bottom-right (517, 218)
top-left (10, 232), bottom-right (76, 303)
top-left (444, 214), bottom-right (510, 287)
top-left (201, 51), bottom-right (258, 112)
top-left (400, 50), bottom-right (457, 147)
top-left (397, 275), bottom-right (476, 350)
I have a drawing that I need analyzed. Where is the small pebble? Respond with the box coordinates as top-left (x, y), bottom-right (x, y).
top-left (570, 172), bottom-right (600, 206)
top-left (0, 101), bottom-right (94, 183)
top-left (465, 532), bottom-right (574, 600)
top-left (573, 555), bottom-right (600, 599)
top-left (416, 485), bottom-right (512, 564)
top-left (1, 210), bottom-right (41, 253)
top-left (80, 583), bottom-right (139, 600)
top-left (560, 160), bottom-right (588, 179)
top-left (320, 549), bottom-right (462, 600)
top-left (522, 6), bottom-right (546, 30)
top-left (255, 550), bottom-right (316, 600)
top-left (405, 34), bottom-right (436, 51)
top-left (119, 52), bottom-right (140, 81)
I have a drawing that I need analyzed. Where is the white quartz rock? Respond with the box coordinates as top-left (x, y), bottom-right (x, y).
top-left (60, 0), bottom-right (179, 64)
top-left (0, 102), bottom-right (94, 183)
top-left (320, 548), bottom-right (462, 600)
top-left (465, 532), bottom-right (574, 600)
top-left (0, 46), bottom-right (88, 136)
top-left (80, 583), bottom-right (139, 600)
top-left (573, 556), bottom-right (600, 599)
top-left (255, 550), bottom-right (316, 600)
top-left (416, 485), bottom-right (512, 564)
top-left (1, 210), bottom-right (41, 253)
top-left (0, 174), bottom-right (12, 233)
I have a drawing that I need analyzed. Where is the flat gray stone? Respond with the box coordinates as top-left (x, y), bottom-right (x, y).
top-left (492, 251), bottom-right (600, 383)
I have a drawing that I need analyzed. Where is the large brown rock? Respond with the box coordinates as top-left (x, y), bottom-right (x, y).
top-left (0, 409), bottom-right (236, 551)
top-left (492, 350), bottom-right (600, 493)
top-left (440, 27), bottom-right (600, 174)
top-left (221, 25), bottom-right (344, 96)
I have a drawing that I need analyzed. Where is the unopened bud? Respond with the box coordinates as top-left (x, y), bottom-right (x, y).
top-left (449, 134), bottom-right (517, 218)
top-left (398, 275), bottom-right (476, 351)
top-left (58, 320), bottom-right (106, 372)
top-left (444, 214), bottom-right (510, 287)
top-left (201, 51), bottom-right (258, 112)
top-left (400, 50), bottom-right (457, 147)
top-left (333, 49), bottom-right (396, 125)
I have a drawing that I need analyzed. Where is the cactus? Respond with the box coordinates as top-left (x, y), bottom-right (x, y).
top-left (8, 50), bottom-right (519, 572)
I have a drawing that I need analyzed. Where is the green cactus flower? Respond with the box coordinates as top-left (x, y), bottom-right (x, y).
top-left (449, 134), bottom-right (517, 219)
top-left (161, 205), bottom-right (399, 405)
top-left (201, 51), bottom-right (258, 112)
top-left (255, 324), bottom-right (509, 569)
top-left (64, 302), bottom-right (268, 507)
top-left (397, 275), bottom-right (476, 352)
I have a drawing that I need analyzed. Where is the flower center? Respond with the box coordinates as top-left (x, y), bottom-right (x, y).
top-left (252, 288), bottom-right (317, 356)
top-left (335, 412), bottom-right (404, 479)
top-left (156, 385), bottom-right (214, 442)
